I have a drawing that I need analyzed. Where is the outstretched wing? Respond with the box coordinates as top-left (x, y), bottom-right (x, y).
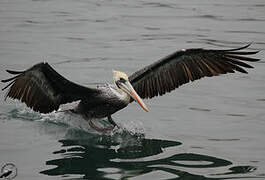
top-left (129, 44), bottom-right (260, 99)
top-left (1, 62), bottom-right (100, 113)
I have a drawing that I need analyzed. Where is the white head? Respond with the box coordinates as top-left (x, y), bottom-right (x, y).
top-left (112, 70), bottom-right (149, 112)
top-left (113, 70), bottom-right (129, 83)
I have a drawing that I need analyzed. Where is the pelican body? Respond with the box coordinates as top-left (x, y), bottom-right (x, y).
top-left (73, 82), bottom-right (139, 119)
top-left (1, 44), bottom-right (260, 131)
top-left (74, 84), bottom-right (128, 119)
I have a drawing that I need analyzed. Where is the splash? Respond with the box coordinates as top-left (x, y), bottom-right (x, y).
top-left (7, 106), bottom-right (146, 138)
top-left (112, 120), bottom-right (145, 137)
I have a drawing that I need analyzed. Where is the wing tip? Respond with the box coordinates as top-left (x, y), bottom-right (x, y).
top-left (6, 69), bottom-right (24, 75)
top-left (226, 43), bottom-right (260, 54)
top-left (226, 43), bottom-right (252, 51)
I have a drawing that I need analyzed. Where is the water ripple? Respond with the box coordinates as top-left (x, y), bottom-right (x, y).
top-left (3, 107), bottom-right (263, 179)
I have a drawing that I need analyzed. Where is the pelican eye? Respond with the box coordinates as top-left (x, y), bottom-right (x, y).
top-left (119, 78), bottom-right (126, 83)
top-left (116, 78), bottom-right (126, 88)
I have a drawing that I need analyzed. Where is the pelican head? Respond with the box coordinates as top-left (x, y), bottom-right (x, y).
top-left (113, 70), bottom-right (149, 112)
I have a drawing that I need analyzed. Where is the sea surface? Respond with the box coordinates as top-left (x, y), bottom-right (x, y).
top-left (0, 0), bottom-right (265, 179)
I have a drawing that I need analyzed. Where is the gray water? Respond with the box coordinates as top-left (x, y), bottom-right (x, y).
top-left (0, 0), bottom-right (265, 179)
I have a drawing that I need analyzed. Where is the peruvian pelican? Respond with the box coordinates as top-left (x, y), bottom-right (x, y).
top-left (1, 44), bottom-right (260, 132)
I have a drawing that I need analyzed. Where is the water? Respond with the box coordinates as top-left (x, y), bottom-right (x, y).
top-left (0, 0), bottom-right (265, 179)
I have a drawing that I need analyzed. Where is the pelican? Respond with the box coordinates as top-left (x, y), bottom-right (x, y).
top-left (1, 44), bottom-right (260, 132)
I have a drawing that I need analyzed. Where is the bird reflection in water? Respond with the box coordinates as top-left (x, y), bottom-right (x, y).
top-left (6, 109), bottom-right (258, 179)
top-left (39, 129), bottom-right (257, 180)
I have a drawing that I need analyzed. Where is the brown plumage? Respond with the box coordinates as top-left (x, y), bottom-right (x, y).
top-left (2, 63), bottom-right (100, 113)
top-left (1, 44), bottom-right (260, 116)
top-left (129, 44), bottom-right (260, 99)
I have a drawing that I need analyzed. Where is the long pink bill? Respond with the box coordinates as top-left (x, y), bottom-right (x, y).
top-left (120, 81), bottom-right (150, 112)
